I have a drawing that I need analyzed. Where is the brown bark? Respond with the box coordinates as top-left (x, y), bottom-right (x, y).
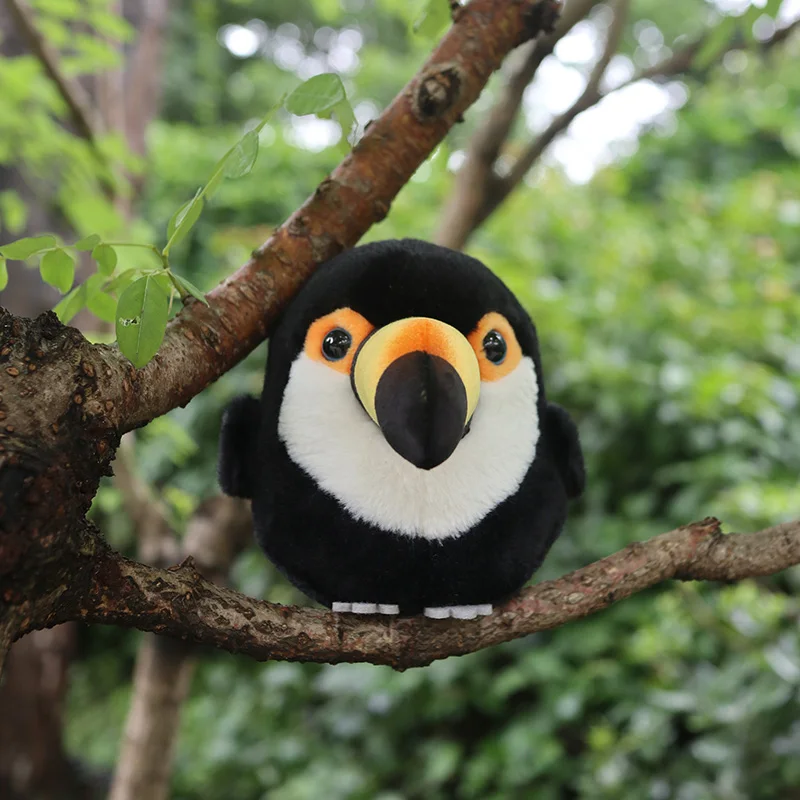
top-left (108, 496), bottom-right (252, 800)
top-left (0, 0), bottom-right (559, 669)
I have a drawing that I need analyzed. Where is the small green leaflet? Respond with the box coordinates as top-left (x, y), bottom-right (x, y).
top-left (206, 103), bottom-right (281, 197)
top-left (285, 73), bottom-right (346, 116)
top-left (104, 268), bottom-right (141, 296)
top-left (74, 233), bottom-right (101, 251)
top-left (40, 248), bottom-right (75, 293)
top-left (55, 284), bottom-right (88, 324)
top-left (0, 257), bottom-right (7, 291)
top-left (223, 129), bottom-right (260, 179)
top-left (92, 243), bottom-right (118, 275)
top-left (413, 0), bottom-right (451, 39)
top-left (171, 272), bottom-right (209, 305)
top-left (87, 290), bottom-right (117, 323)
top-left (116, 274), bottom-right (170, 368)
top-left (285, 74), bottom-right (356, 152)
top-left (0, 234), bottom-right (56, 260)
top-left (334, 100), bottom-right (357, 150)
top-left (164, 189), bottom-right (204, 255)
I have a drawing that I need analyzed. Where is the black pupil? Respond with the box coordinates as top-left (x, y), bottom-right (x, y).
top-left (483, 330), bottom-right (507, 364)
top-left (322, 328), bottom-right (352, 361)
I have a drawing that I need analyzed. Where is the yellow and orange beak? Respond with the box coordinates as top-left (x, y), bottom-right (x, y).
top-left (352, 317), bottom-right (480, 470)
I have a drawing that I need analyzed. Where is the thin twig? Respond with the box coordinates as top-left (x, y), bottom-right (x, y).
top-left (502, 0), bottom-right (630, 193)
top-left (435, 0), bottom-right (601, 248)
top-left (4, 0), bottom-right (102, 145)
top-left (113, 434), bottom-right (179, 567)
top-left (474, 9), bottom-right (799, 231)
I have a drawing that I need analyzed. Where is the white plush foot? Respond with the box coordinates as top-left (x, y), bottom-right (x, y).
top-left (331, 602), bottom-right (400, 615)
top-left (423, 605), bottom-right (493, 620)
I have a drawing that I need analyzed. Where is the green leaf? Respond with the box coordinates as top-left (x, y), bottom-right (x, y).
top-left (40, 248), bottom-right (76, 293)
top-left (92, 243), bottom-right (118, 276)
top-left (151, 272), bottom-right (174, 298)
top-left (334, 99), bottom-right (357, 151)
top-left (87, 289), bottom-right (117, 323)
top-left (54, 284), bottom-right (88, 324)
top-left (170, 272), bottom-right (209, 305)
top-left (412, 0), bottom-right (451, 39)
top-left (0, 190), bottom-right (28, 234)
top-left (165, 189), bottom-right (204, 254)
top-left (74, 233), bottom-right (101, 251)
top-left (203, 101), bottom-right (282, 198)
top-left (223, 129), bottom-right (260, 179)
top-left (104, 269), bottom-right (141, 296)
top-left (284, 73), bottom-right (346, 117)
top-left (0, 257), bottom-right (7, 291)
top-left (0, 235), bottom-right (57, 260)
top-left (116, 275), bottom-right (170, 368)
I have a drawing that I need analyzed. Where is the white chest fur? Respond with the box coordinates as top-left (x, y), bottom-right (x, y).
top-left (277, 353), bottom-right (540, 540)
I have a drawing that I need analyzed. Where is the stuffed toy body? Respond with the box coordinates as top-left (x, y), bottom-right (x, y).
top-left (219, 239), bottom-right (584, 618)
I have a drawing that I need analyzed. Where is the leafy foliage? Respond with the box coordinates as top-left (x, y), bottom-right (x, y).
top-left (1, 71), bottom-right (354, 365)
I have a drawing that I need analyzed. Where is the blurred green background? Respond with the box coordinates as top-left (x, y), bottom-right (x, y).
top-left (2, 0), bottom-right (800, 798)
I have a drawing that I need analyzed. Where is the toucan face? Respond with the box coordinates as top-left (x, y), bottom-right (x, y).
top-left (273, 239), bottom-right (544, 540)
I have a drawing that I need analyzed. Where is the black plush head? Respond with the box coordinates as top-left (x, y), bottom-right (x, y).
top-left (219, 239), bottom-right (584, 614)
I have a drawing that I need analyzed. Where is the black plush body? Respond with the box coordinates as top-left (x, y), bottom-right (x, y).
top-left (219, 239), bottom-right (584, 615)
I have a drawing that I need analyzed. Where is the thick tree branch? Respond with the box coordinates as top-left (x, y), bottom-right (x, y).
top-left (12, 518), bottom-right (800, 671)
top-left (4, 0), bottom-right (103, 145)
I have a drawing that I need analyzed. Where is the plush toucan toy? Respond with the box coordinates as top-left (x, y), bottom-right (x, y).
top-left (219, 239), bottom-right (584, 619)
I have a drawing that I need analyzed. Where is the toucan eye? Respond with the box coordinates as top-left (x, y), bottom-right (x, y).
top-left (482, 330), bottom-right (507, 364)
top-left (322, 328), bottom-right (352, 361)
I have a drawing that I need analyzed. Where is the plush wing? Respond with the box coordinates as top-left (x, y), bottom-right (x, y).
top-left (543, 402), bottom-right (585, 499)
top-left (218, 394), bottom-right (261, 499)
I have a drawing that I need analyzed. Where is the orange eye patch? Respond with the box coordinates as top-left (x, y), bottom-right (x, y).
top-left (467, 312), bottom-right (522, 381)
top-left (304, 308), bottom-right (374, 375)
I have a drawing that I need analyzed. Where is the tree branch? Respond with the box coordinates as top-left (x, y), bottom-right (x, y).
top-left (460, 9), bottom-right (800, 238)
top-left (500, 0), bottom-right (630, 198)
top-left (435, 0), bottom-right (600, 249)
top-left (4, 0), bottom-right (103, 145)
top-left (113, 435), bottom-right (179, 565)
top-left (14, 517), bottom-right (800, 671)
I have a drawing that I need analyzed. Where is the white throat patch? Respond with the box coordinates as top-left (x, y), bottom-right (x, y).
top-left (277, 353), bottom-right (540, 540)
